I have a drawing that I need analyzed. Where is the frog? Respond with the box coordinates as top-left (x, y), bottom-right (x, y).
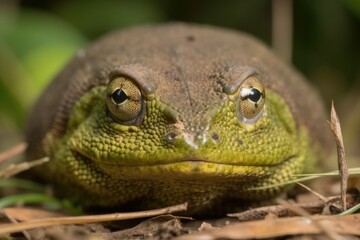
top-left (25, 23), bottom-right (330, 216)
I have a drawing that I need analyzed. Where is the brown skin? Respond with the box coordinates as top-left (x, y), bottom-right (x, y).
top-left (26, 23), bottom-right (330, 216)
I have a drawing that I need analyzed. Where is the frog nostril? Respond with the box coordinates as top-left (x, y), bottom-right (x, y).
top-left (165, 132), bottom-right (178, 143)
top-left (211, 132), bottom-right (220, 143)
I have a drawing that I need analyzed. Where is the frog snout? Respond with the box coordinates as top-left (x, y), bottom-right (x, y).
top-left (165, 130), bottom-right (220, 149)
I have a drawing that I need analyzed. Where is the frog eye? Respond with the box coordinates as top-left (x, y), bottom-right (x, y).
top-left (106, 76), bottom-right (143, 123)
top-left (237, 76), bottom-right (265, 123)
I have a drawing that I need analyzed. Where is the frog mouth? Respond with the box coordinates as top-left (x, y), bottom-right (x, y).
top-left (73, 148), bottom-right (295, 168)
top-left (72, 147), bottom-right (300, 182)
top-left (75, 151), bottom-right (298, 183)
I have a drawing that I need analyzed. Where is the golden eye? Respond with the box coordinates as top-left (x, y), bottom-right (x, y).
top-left (238, 76), bottom-right (265, 123)
top-left (106, 76), bottom-right (143, 123)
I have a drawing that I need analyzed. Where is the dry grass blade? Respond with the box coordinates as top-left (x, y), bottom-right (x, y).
top-left (277, 199), bottom-right (344, 240)
top-left (2, 210), bottom-right (31, 240)
top-left (175, 213), bottom-right (360, 240)
top-left (250, 168), bottom-right (360, 191)
top-left (328, 102), bottom-right (348, 211)
top-left (296, 182), bottom-right (328, 203)
top-left (0, 202), bottom-right (187, 235)
top-left (0, 157), bottom-right (49, 179)
top-left (0, 143), bottom-right (27, 163)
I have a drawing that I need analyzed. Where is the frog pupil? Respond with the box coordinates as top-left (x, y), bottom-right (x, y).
top-left (248, 88), bottom-right (262, 102)
top-left (112, 89), bottom-right (129, 104)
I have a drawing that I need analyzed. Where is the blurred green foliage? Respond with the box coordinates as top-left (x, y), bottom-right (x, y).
top-left (0, 0), bottom-right (359, 134)
top-left (0, 7), bottom-right (86, 128)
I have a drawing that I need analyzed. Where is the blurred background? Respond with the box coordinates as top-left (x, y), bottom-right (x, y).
top-left (0, 0), bottom-right (359, 159)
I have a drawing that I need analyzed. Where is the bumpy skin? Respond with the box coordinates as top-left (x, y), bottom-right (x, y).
top-left (26, 23), bottom-right (329, 216)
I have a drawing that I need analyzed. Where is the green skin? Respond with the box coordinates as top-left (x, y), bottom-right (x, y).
top-left (26, 24), bottom-right (328, 216)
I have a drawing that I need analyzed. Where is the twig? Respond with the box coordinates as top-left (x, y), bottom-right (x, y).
top-left (296, 182), bottom-right (328, 203)
top-left (296, 182), bottom-right (342, 212)
top-left (0, 143), bottom-right (27, 163)
top-left (328, 102), bottom-right (348, 211)
top-left (0, 157), bottom-right (49, 179)
top-left (228, 194), bottom-right (359, 221)
top-left (0, 202), bottom-right (187, 235)
top-left (228, 201), bottom-right (322, 220)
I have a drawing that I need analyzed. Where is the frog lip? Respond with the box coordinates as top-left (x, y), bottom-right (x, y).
top-left (95, 159), bottom-right (290, 167)
top-left (74, 149), bottom-right (294, 167)
top-left (75, 150), bottom-right (219, 166)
